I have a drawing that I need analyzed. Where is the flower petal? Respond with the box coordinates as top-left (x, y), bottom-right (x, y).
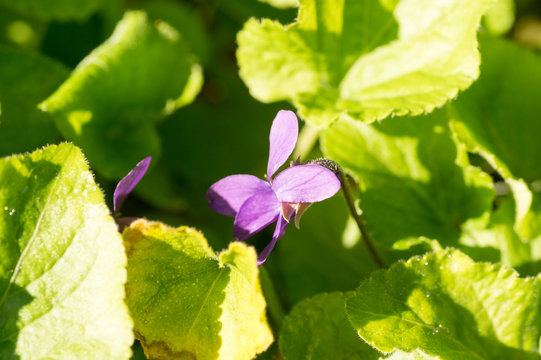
top-left (272, 164), bottom-right (341, 203)
top-left (257, 213), bottom-right (289, 266)
top-left (113, 156), bottom-right (151, 214)
top-left (233, 190), bottom-right (281, 241)
top-left (267, 110), bottom-right (298, 180)
top-left (206, 175), bottom-right (272, 217)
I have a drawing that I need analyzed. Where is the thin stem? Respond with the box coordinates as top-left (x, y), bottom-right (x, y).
top-left (337, 169), bottom-right (386, 269)
top-left (259, 266), bottom-right (285, 330)
top-left (305, 158), bottom-right (386, 268)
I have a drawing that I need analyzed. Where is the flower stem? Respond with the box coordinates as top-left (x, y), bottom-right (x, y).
top-left (337, 169), bottom-right (386, 269)
top-left (259, 266), bottom-right (285, 330)
top-left (306, 158), bottom-right (387, 269)
top-left (305, 158), bottom-right (386, 268)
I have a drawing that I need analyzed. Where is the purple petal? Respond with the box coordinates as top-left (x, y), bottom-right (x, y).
top-left (257, 213), bottom-right (289, 266)
top-left (206, 175), bottom-right (271, 217)
top-left (267, 110), bottom-right (298, 180)
top-left (233, 190), bottom-right (281, 241)
top-left (272, 164), bottom-right (341, 203)
top-left (113, 156), bottom-right (151, 214)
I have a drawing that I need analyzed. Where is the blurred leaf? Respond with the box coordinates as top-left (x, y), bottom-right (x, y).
top-left (279, 292), bottom-right (379, 359)
top-left (237, 0), bottom-right (494, 127)
top-left (483, 0), bottom-right (515, 35)
top-left (0, 0), bottom-right (103, 21)
top-left (0, 143), bottom-right (133, 359)
top-left (346, 250), bottom-right (541, 359)
top-left (451, 36), bottom-right (541, 239)
top-left (134, 0), bottom-right (210, 65)
top-left (273, 195), bottom-right (378, 305)
top-left (0, 46), bottom-right (68, 157)
top-left (321, 112), bottom-right (495, 262)
top-left (40, 10), bottom-right (203, 179)
top-left (123, 219), bottom-right (273, 360)
top-left (470, 196), bottom-right (541, 276)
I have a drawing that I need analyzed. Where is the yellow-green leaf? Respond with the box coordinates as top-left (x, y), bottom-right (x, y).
top-left (347, 250), bottom-right (541, 359)
top-left (123, 219), bottom-right (273, 360)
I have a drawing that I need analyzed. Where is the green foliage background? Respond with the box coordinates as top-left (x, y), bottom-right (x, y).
top-left (1, 0), bottom-right (541, 359)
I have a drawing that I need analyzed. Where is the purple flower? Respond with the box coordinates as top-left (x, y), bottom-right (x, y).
top-left (206, 110), bottom-right (341, 265)
top-left (114, 156), bottom-right (152, 214)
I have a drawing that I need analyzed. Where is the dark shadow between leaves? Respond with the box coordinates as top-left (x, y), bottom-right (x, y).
top-left (273, 195), bottom-right (379, 306)
top-left (515, 259), bottom-right (541, 277)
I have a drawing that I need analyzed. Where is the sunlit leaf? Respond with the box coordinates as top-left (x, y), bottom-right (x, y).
top-left (483, 0), bottom-right (514, 35)
top-left (123, 219), bottom-right (273, 360)
top-left (0, 143), bottom-right (133, 359)
top-left (40, 10), bottom-right (203, 179)
top-left (238, 0), bottom-right (494, 127)
top-left (451, 36), bottom-right (541, 239)
top-left (321, 112), bottom-right (495, 262)
top-left (347, 250), bottom-right (541, 359)
top-left (383, 350), bottom-right (439, 359)
top-left (473, 197), bottom-right (541, 276)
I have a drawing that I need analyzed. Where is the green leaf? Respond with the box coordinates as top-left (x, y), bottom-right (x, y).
top-left (450, 36), bottom-right (541, 239)
top-left (470, 196), bottom-right (541, 276)
top-left (0, 47), bottom-right (69, 157)
top-left (40, 10), bottom-right (203, 179)
top-left (279, 292), bottom-right (380, 359)
top-left (321, 112), bottom-right (495, 261)
top-left (0, 143), bottom-right (133, 359)
top-left (136, 0), bottom-right (210, 65)
top-left (237, 0), bottom-right (493, 127)
top-left (123, 219), bottom-right (273, 360)
top-left (0, 0), bottom-right (103, 21)
top-left (346, 250), bottom-right (541, 359)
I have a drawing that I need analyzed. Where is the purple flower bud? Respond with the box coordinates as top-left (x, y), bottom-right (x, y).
top-left (113, 156), bottom-right (151, 215)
